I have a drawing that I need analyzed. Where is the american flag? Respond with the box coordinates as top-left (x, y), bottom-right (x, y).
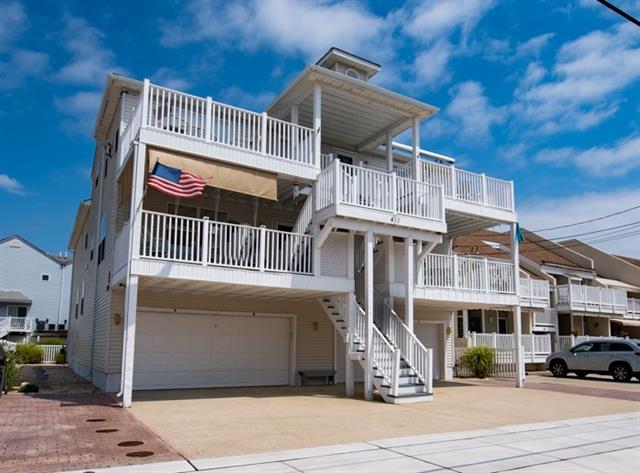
top-left (148, 162), bottom-right (206, 198)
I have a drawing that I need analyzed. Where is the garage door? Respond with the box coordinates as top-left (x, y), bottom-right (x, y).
top-left (414, 323), bottom-right (441, 380)
top-left (134, 312), bottom-right (291, 390)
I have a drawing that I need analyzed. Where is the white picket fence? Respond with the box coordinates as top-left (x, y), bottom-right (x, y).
top-left (466, 332), bottom-right (551, 363)
top-left (0, 341), bottom-right (63, 364)
top-left (454, 347), bottom-right (518, 378)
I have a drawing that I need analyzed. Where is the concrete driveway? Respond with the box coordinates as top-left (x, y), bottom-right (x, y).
top-left (129, 380), bottom-right (639, 461)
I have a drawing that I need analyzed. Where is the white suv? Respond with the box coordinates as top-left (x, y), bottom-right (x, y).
top-left (546, 339), bottom-right (640, 382)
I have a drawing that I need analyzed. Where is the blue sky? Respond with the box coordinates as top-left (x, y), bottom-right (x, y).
top-left (0, 0), bottom-right (639, 257)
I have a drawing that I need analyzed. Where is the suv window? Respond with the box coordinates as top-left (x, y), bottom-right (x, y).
top-left (609, 342), bottom-right (633, 352)
top-left (571, 343), bottom-right (596, 353)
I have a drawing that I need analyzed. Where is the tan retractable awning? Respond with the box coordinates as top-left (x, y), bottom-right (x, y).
top-left (148, 148), bottom-right (278, 201)
top-left (611, 319), bottom-right (640, 327)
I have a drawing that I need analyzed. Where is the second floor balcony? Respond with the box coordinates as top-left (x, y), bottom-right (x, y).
top-left (314, 160), bottom-right (446, 232)
top-left (556, 284), bottom-right (627, 316)
top-left (519, 278), bottom-right (550, 308)
top-left (626, 298), bottom-right (640, 320)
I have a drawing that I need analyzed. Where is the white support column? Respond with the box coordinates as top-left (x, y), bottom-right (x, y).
top-left (312, 224), bottom-right (321, 276)
top-left (313, 84), bottom-right (322, 168)
top-left (385, 235), bottom-right (395, 307)
top-left (405, 237), bottom-right (414, 332)
top-left (462, 309), bottom-right (469, 336)
top-left (386, 132), bottom-right (393, 172)
top-left (345, 349), bottom-right (354, 397)
top-left (364, 230), bottom-right (375, 401)
top-left (122, 275), bottom-right (139, 408)
top-left (511, 222), bottom-right (524, 388)
top-left (412, 117), bottom-right (420, 181)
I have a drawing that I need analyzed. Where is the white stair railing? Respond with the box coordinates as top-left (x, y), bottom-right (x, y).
top-left (292, 193), bottom-right (314, 235)
top-left (373, 291), bottom-right (433, 391)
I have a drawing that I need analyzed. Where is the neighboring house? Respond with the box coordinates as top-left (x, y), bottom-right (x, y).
top-left (559, 239), bottom-right (640, 339)
top-left (0, 235), bottom-right (72, 339)
top-left (67, 48), bottom-right (523, 407)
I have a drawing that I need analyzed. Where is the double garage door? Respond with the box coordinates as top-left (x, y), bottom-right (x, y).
top-left (134, 312), bottom-right (291, 390)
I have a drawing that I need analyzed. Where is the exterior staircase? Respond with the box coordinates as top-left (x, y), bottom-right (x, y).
top-left (319, 294), bottom-right (433, 404)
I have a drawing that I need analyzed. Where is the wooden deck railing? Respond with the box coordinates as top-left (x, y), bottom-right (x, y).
top-left (143, 83), bottom-right (315, 166)
top-left (315, 160), bottom-right (444, 222)
top-left (419, 254), bottom-right (515, 294)
top-left (140, 211), bottom-right (313, 274)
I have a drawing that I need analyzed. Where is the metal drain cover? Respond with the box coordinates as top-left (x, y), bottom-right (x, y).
top-left (126, 451), bottom-right (154, 458)
top-left (85, 418), bottom-right (106, 422)
top-left (118, 440), bottom-right (144, 447)
top-left (96, 428), bottom-right (118, 433)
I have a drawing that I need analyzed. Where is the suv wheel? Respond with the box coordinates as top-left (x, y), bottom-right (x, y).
top-left (550, 360), bottom-right (567, 377)
top-left (610, 363), bottom-right (632, 382)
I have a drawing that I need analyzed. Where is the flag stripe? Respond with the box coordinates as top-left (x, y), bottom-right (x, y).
top-left (147, 162), bottom-right (207, 198)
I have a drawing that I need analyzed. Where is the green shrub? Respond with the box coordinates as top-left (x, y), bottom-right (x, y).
top-left (36, 338), bottom-right (65, 346)
top-left (4, 353), bottom-right (19, 391)
top-left (462, 346), bottom-right (495, 378)
top-left (55, 351), bottom-right (66, 364)
top-left (18, 383), bottom-right (39, 393)
top-left (15, 343), bottom-right (43, 364)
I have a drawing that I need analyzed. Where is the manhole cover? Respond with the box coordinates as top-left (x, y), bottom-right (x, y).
top-left (96, 428), bottom-right (118, 433)
top-left (118, 440), bottom-right (144, 447)
top-left (126, 451), bottom-right (154, 458)
top-left (86, 418), bottom-right (106, 422)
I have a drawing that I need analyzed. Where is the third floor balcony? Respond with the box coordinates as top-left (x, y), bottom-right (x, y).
top-left (556, 284), bottom-right (628, 316)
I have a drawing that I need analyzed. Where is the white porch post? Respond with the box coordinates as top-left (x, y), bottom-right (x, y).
top-left (412, 117), bottom-right (420, 181)
top-left (405, 237), bottom-right (414, 332)
top-left (312, 224), bottom-right (321, 276)
top-left (511, 222), bottom-right (524, 388)
top-left (386, 132), bottom-right (393, 172)
top-left (313, 84), bottom-right (322, 168)
top-left (121, 140), bottom-right (146, 408)
top-left (122, 275), bottom-right (139, 408)
top-left (385, 235), bottom-right (395, 307)
top-left (364, 230), bottom-right (374, 401)
top-left (462, 309), bottom-right (469, 336)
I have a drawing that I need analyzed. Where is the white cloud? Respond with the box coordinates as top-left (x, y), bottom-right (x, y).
top-left (0, 173), bottom-right (26, 195)
top-left (161, 0), bottom-right (388, 62)
top-left (515, 33), bottom-right (554, 58)
top-left (218, 86), bottom-right (276, 112)
top-left (412, 41), bottom-right (453, 89)
top-left (512, 23), bottom-right (640, 135)
top-left (56, 15), bottom-right (122, 86)
top-left (0, 48), bottom-right (48, 90)
top-left (519, 188), bottom-right (640, 258)
top-left (0, 0), bottom-right (26, 49)
top-left (404, 0), bottom-right (496, 43)
top-left (54, 91), bottom-right (102, 135)
top-left (151, 67), bottom-right (192, 90)
top-left (445, 81), bottom-right (506, 141)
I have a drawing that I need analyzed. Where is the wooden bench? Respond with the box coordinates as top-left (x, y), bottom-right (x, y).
top-left (298, 369), bottom-right (336, 386)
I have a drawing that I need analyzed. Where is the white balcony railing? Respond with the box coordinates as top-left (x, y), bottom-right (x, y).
top-left (140, 210), bottom-right (313, 274)
top-left (419, 253), bottom-right (515, 294)
top-left (627, 298), bottom-right (640, 319)
top-left (556, 284), bottom-right (627, 316)
top-left (0, 317), bottom-right (32, 333)
top-left (404, 160), bottom-right (515, 211)
top-left (118, 98), bottom-right (143, 167)
top-left (316, 160), bottom-right (444, 222)
top-left (143, 83), bottom-right (315, 166)
top-left (519, 277), bottom-right (550, 307)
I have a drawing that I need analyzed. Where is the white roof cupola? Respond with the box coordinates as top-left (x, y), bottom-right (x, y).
top-left (315, 47), bottom-right (381, 81)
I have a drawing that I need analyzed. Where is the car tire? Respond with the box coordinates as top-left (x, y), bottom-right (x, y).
top-left (576, 372), bottom-right (588, 379)
top-left (610, 363), bottom-right (632, 382)
top-left (550, 360), bottom-right (567, 378)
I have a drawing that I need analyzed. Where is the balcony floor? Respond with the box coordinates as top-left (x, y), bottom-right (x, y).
top-left (391, 283), bottom-right (519, 309)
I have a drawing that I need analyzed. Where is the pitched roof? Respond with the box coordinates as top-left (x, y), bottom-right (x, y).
top-left (616, 255), bottom-right (640, 268)
top-left (452, 230), bottom-right (588, 270)
top-left (0, 289), bottom-right (31, 304)
top-left (0, 235), bottom-right (72, 266)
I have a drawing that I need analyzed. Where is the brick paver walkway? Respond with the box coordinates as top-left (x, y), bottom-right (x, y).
top-left (0, 392), bottom-right (181, 473)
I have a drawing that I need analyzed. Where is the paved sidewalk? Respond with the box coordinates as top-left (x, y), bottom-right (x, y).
top-left (64, 412), bottom-right (640, 473)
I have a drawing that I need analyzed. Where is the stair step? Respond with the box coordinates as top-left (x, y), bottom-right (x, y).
top-left (386, 392), bottom-right (434, 404)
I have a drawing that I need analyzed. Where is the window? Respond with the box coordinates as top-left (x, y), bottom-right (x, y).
top-left (84, 233), bottom-right (88, 249)
top-left (97, 213), bottom-right (108, 264)
top-left (115, 130), bottom-right (119, 152)
top-left (41, 274), bottom-right (50, 281)
top-left (571, 343), bottom-right (596, 353)
top-left (456, 312), bottom-right (464, 338)
top-left (80, 281), bottom-right (85, 315)
top-left (606, 343), bottom-right (633, 352)
top-left (7, 306), bottom-right (28, 318)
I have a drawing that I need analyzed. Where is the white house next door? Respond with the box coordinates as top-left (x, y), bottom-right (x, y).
top-left (134, 312), bottom-right (291, 390)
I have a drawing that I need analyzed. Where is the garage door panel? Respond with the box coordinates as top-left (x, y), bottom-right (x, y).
top-left (134, 312), bottom-right (291, 390)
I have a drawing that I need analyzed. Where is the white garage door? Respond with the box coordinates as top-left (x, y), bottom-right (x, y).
top-left (414, 323), bottom-right (441, 380)
top-left (134, 312), bottom-right (291, 390)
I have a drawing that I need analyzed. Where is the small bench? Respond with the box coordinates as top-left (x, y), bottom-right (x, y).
top-left (298, 369), bottom-right (336, 386)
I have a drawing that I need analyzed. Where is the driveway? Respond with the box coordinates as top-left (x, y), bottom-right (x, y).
top-left (0, 366), bottom-right (181, 473)
top-left (129, 380), bottom-right (639, 461)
